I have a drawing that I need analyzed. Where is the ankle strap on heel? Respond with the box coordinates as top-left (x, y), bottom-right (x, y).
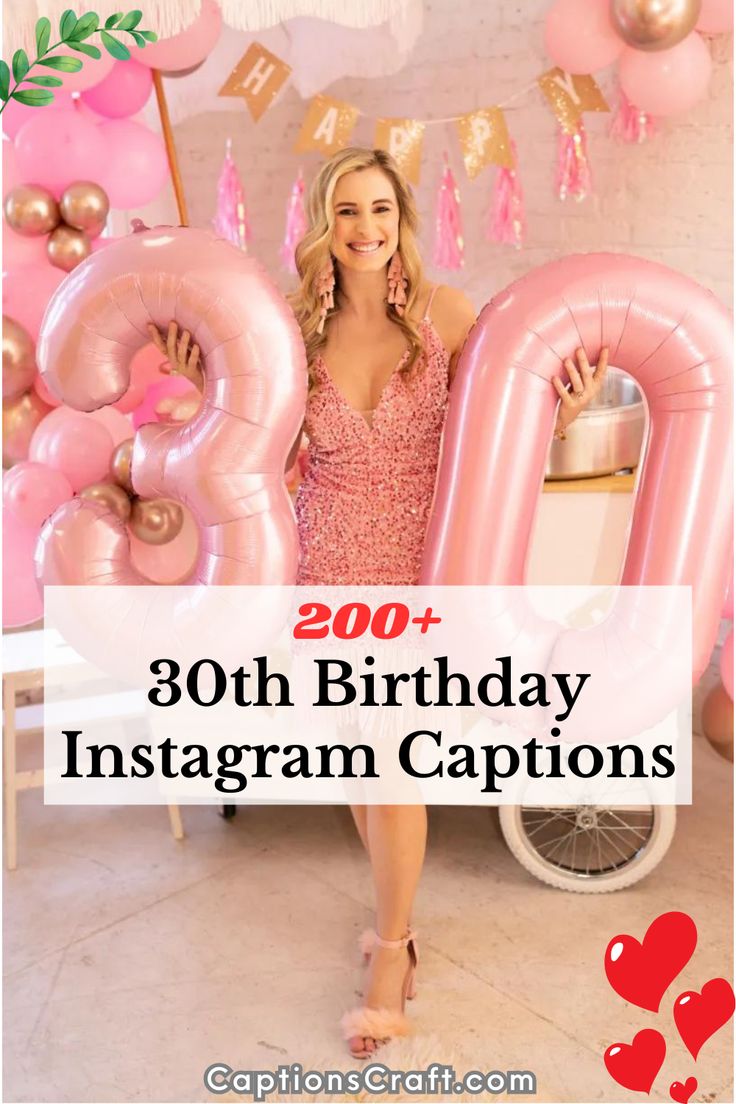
top-left (374, 928), bottom-right (418, 950)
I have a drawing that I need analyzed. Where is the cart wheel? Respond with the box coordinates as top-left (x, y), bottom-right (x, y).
top-left (498, 804), bottom-right (676, 892)
top-left (218, 805), bottom-right (237, 820)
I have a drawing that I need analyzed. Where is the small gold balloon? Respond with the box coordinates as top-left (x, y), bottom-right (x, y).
top-left (3, 184), bottom-right (60, 236)
top-left (59, 181), bottom-right (110, 238)
top-left (610, 0), bottom-right (702, 51)
top-left (129, 497), bottom-right (184, 545)
top-left (702, 682), bottom-right (734, 762)
top-left (2, 315), bottom-right (36, 400)
top-left (2, 390), bottom-right (52, 467)
top-left (79, 481), bottom-right (132, 521)
top-left (47, 224), bottom-right (91, 272)
top-left (110, 437), bottom-right (135, 494)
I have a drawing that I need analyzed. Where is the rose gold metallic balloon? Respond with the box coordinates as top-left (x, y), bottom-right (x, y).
top-left (2, 315), bottom-right (36, 399)
top-left (610, 0), bottom-right (702, 50)
top-left (3, 184), bottom-right (60, 236)
top-left (59, 181), bottom-right (110, 239)
top-left (79, 481), bottom-right (132, 521)
top-left (47, 225), bottom-right (91, 272)
top-left (110, 437), bottom-right (135, 493)
top-left (2, 390), bottom-right (52, 466)
top-left (701, 682), bottom-right (734, 762)
top-left (129, 497), bottom-right (183, 545)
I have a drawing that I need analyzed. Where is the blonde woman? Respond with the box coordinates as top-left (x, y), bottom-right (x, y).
top-left (149, 146), bottom-right (607, 1059)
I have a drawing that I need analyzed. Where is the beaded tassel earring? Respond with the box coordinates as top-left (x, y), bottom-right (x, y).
top-left (387, 251), bottom-right (408, 316)
top-left (316, 256), bottom-right (335, 334)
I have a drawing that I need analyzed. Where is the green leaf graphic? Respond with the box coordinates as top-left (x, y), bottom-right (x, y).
top-left (27, 74), bottom-right (64, 86)
top-left (12, 89), bottom-right (55, 105)
top-left (68, 41), bottom-right (102, 58)
top-left (12, 49), bottom-right (29, 82)
top-left (138, 29), bottom-right (158, 42)
top-left (0, 61), bottom-right (10, 101)
top-left (59, 9), bottom-right (78, 39)
top-left (70, 12), bottom-right (99, 39)
top-left (36, 17), bottom-right (51, 55)
top-left (117, 10), bottom-right (142, 30)
top-left (38, 54), bottom-right (84, 71)
top-left (100, 30), bottom-right (130, 60)
top-left (105, 12), bottom-right (124, 28)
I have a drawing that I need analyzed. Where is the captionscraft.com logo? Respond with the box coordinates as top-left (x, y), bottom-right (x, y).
top-left (204, 1061), bottom-right (538, 1099)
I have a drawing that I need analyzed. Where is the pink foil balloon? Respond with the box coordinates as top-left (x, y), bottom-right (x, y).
top-left (3, 461), bottom-right (73, 527)
top-left (3, 511), bottom-right (43, 627)
top-left (36, 225), bottom-right (306, 586)
top-left (81, 60), bottom-right (153, 118)
top-left (29, 406), bottom-right (115, 492)
top-left (33, 371), bottom-right (64, 408)
top-left (97, 120), bottom-right (169, 209)
top-left (14, 110), bottom-right (107, 196)
top-left (139, 0), bottom-right (223, 71)
top-left (619, 33), bottom-right (713, 116)
top-left (721, 630), bottom-right (734, 701)
top-left (422, 253), bottom-right (733, 690)
top-left (544, 0), bottom-right (623, 74)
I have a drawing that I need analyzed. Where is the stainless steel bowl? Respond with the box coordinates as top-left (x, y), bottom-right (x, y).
top-left (545, 368), bottom-right (646, 480)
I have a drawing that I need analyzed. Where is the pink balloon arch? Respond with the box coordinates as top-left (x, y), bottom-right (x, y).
top-left (421, 252), bottom-right (733, 687)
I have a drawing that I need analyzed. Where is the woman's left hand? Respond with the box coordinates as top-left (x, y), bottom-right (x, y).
top-left (552, 346), bottom-right (609, 439)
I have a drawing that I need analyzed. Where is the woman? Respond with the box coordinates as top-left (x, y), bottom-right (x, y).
top-left (148, 147), bottom-right (608, 1060)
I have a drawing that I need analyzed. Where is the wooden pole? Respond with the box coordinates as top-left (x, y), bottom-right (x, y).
top-left (152, 69), bottom-right (189, 227)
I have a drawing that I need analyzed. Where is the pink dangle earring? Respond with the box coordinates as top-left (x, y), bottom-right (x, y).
top-left (316, 256), bottom-right (335, 334)
top-left (387, 250), bottom-right (408, 316)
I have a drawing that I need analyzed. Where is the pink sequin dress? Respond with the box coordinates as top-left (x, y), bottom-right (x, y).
top-left (295, 292), bottom-right (450, 586)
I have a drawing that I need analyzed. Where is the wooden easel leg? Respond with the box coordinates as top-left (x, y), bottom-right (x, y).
top-left (3, 678), bottom-right (18, 871)
top-left (167, 803), bottom-right (184, 841)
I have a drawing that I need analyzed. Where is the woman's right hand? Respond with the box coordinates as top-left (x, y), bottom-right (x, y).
top-left (147, 320), bottom-right (204, 393)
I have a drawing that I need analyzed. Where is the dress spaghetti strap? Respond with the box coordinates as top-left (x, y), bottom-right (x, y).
top-left (423, 285), bottom-right (439, 321)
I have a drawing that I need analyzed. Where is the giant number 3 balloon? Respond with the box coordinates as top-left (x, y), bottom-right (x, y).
top-left (36, 226), bottom-right (306, 587)
top-left (421, 253), bottom-right (732, 726)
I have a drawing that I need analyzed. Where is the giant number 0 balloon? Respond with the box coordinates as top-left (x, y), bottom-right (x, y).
top-left (422, 253), bottom-right (732, 716)
top-left (36, 226), bottom-right (306, 587)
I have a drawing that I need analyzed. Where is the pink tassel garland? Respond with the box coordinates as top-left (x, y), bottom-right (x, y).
top-left (433, 154), bottom-right (464, 270)
top-left (212, 137), bottom-right (251, 251)
top-left (280, 169), bottom-right (307, 274)
top-left (486, 140), bottom-right (525, 249)
top-left (609, 88), bottom-right (657, 144)
top-left (556, 121), bottom-right (593, 202)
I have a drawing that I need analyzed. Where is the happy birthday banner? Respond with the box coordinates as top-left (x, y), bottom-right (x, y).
top-left (218, 42), bottom-right (610, 186)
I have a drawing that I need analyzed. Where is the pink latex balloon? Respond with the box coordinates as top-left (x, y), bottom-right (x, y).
top-left (723, 569), bottom-right (734, 621)
top-left (87, 405), bottom-right (134, 446)
top-left (2, 135), bottom-right (19, 190)
top-left (3, 511), bottom-right (43, 627)
top-left (3, 460), bottom-right (73, 527)
top-left (36, 225), bottom-right (306, 586)
top-left (721, 630), bottom-right (734, 700)
top-left (129, 503), bottom-right (199, 583)
top-left (29, 406), bottom-right (115, 492)
top-left (97, 120), bottom-right (169, 209)
top-left (619, 33), bottom-right (713, 116)
top-left (132, 374), bottom-right (197, 428)
top-left (2, 91), bottom-right (75, 139)
top-left (57, 49), bottom-right (115, 93)
top-left (544, 0), bottom-right (623, 73)
top-left (81, 60), bottom-right (153, 118)
top-left (697, 0), bottom-right (734, 32)
top-left (3, 265), bottom-right (66, 339)
top-left (139, 0), bottom-right (222, 71)
top-left (3, 226), bottom-right (48, 266)
top-left (422, 253), bottom-right (733, 689)
top-left (14, 109), bottom-right (107, 196)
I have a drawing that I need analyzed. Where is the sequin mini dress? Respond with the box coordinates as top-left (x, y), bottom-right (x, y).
top-left (295, 290), bottom-right (450, 586)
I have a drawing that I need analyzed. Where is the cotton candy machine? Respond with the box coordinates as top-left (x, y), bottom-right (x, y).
top-left (545, 367), bottom-right (646, 480)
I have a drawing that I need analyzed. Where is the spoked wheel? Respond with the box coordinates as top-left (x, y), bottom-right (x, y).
top-left (498, 804), bottom-right (676, 892)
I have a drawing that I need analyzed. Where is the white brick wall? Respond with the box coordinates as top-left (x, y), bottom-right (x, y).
top-left (129, 0), bottom-right (733, 308)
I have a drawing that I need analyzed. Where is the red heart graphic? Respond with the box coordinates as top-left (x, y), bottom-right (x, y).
top-left (670, 1076), bottom-right (698, 1104)
top-left (674, 977), bottom-right (735, 1059)
top-left (605, 910), bottom-right (697, 1012)
top-left (604, 1028), bottom-right (666, 1093)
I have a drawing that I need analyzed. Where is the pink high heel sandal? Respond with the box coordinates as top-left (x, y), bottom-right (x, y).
top-left (359, 927), bottom-right (418, 998)
top-left (341, 929), bottom-right (419, 1058)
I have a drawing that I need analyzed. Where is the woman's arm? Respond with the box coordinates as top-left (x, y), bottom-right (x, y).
top-left (286, 422), bottom-right (305, 473)
top-left (426, 286), bottom-right (477, 387)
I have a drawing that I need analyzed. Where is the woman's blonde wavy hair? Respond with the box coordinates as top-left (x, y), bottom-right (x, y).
top-left (289, 147), bottom-right (424, 394)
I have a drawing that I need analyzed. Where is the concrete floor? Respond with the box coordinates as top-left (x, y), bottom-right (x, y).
top-left (3, 712), bottom-right (733, 1104)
